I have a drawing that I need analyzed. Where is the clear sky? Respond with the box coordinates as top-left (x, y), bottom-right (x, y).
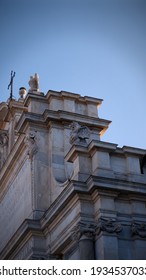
top-left (0, 0), bottom-right (146, 149)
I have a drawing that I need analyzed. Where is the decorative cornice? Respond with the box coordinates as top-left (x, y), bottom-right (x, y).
top-left (87, 175), bottom-right (146, 195)
top-left (88, 140), bottom-right (117, 155)
top-left (46, 90), bottom-right (103, 106)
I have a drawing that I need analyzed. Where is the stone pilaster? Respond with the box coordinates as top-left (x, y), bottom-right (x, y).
top-left (88, 140), bottom-right (117, 178)
top-left (95, 218), bottom-right (122, 259)
top-left (72, 222), bottom-right (95, 259)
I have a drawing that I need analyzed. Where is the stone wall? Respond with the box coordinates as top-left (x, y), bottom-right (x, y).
top-left (0, 158), bottom-right (32, 252)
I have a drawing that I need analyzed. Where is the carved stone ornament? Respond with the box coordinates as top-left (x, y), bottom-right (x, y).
top-left (25, 131), bottom-right (38, 160)
top-left (0, 132), bottom-right (8, 147)
top-left (0, 131), bottom-right (8, 169)
top-left (71, 222), bottom-right (96, 241)
top-left (28, 73), bottom-right (39, 92)
top-left (96, 218), bottom-right (123, 235)
top-left (131, 222), bottom-right (146, 238)
top-left (69, 121), bottom-right (90, 145)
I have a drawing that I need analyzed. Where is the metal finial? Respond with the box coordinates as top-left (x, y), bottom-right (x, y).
top-left (8, 71), bottom-right (15, 99)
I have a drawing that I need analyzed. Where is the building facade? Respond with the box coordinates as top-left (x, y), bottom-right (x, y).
top-left (0, 80), bottom-right (146, 259)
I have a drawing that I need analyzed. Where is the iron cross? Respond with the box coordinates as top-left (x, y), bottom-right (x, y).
top-left (8, 71), bottom-right (16, 99)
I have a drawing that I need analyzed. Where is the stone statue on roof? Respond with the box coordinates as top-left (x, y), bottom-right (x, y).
top-left (28, 73), bottom-right (39, 92)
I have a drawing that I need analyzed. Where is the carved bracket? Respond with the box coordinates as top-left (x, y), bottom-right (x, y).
top-left (131, 222), bottom-right (146, 238)
top-left (69, 122), bottom-right (90, 145)
top-left (0, 132), bottom-right (8, 147)
top-left (71, 222), bottom-right (96, 241)
top-left (96, 218), bottom-right (123, 235)
top-left (24, 131), bottom-right (38, 160)
top-left (0, 131), bottom-right (9, 169)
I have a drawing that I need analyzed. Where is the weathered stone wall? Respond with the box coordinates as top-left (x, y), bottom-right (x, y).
top-left (0, 158), bottom-right (32, 252)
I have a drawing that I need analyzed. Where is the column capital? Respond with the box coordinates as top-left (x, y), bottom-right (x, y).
top-left (71, 222), bottom-right (96, 241)
top-left (132, 222), bottom-right (146, 238)
top-left (96, 218), bottom-right (123, 236)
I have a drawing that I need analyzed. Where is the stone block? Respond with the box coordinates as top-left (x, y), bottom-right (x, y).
top-left (75, 102), bottom-right (87, 115)
top-left (126, 156), bottom-right (141, 174)
top-left (49, 98), bottom-right (63, 111)
top-left (95, 235), bottom-right (119, 259)
top-left (118, 239), bottom-right (134, 259)
top-left (0, 159), bottom-right (32, 252)
top-left (111, 155), bottom-right (127, 173)
top-left (87, 103), bottom-right (98, 117)
top-left (64, 99), bottom-right (75, 113)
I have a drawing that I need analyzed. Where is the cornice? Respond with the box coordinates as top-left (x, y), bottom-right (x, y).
top-left (15, 112), bottom-right (45, 133)
top-left (87, 175), bottom-right (146, 196)
top-left (15, 109), bottom-right (111, 137)
top-left (88, 139), bottom-right (118, 155)
top-left (122, 146), bottom-right (146, 156)
top-left (44, 109), bottom-right (111, 134)
top-left (46, 90), bottom-right (103, 105)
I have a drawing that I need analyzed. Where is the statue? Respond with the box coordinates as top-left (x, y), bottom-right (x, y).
top-left (28, 73), bottom-right (39, 92)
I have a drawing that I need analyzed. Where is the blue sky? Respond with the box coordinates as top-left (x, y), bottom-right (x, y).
top-left (0, 0), bottom-right (146, 149)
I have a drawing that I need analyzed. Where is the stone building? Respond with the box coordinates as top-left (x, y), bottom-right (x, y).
top-left (0, 76), bottom-right (146, 259)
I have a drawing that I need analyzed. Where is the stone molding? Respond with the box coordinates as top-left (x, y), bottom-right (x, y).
top-left (96, 218), bottom-right (123, 235)
top-left (131, 222), bottom-right (146, 238)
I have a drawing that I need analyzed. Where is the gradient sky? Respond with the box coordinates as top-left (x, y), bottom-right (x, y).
top-left (0, 0), bottom-right (146, 149)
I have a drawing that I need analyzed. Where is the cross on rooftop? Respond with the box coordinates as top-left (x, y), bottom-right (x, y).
top-left (8, 71), bottom-right (15, 99)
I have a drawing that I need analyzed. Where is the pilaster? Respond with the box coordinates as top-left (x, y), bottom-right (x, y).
top-left (72, 222), bottom-right (95, 259)
top-left (95, 218), bottom-right (122, 259)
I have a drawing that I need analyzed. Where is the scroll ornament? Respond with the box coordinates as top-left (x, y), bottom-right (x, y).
top-left (71, 222), bottom-right (96, 241)
top-left (96, 218), bottom-right (123, 235)
top-left (131, 222), bottom-right (146, 238)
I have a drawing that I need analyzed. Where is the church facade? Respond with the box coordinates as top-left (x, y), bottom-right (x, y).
top-left (0, 78), bottom-right (146, 259)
